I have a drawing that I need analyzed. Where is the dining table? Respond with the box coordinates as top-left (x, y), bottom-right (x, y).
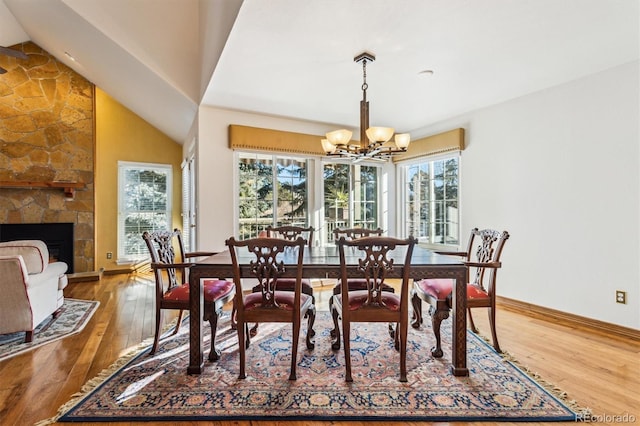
top-left (187, 244), bottom-right (469, 377)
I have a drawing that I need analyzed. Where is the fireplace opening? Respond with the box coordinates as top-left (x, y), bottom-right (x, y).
top-left (0, 223), bottom-right (74, 273)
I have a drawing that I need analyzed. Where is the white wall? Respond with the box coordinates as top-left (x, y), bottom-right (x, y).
top-left (412, 61), bottom-right (639, 329)
top-left (195, 61), bottom-right (639, 329)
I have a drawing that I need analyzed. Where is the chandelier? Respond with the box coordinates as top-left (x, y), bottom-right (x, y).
top-left (321, 52), bottom-right (410, 162)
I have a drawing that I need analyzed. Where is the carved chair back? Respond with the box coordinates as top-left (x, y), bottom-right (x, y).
top-left (465, 228), bottom-right (510, 296)
top-left (266, 225), bottom-right (314, 247)
top-left (227, 236), bottom-right (306, 311)
top-left (143, 229), bottom-right (188, 294)
top-left (337, 236), bottom-right (416, 310)
top-left (333, 227), bottom-right (384, 242)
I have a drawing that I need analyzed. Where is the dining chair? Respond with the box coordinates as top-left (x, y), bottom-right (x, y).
top-left (411, 228), bottom-right (510, 357)
top-left (142, 229), bottom-right (235, 361)
top-left (247, 225), bottom-right (316, 338)
top-left (330, 236), bottom-right (417, 382)
top-left (264, 225), bottom-right (316, 301)
top-left (226, 236), bottom-right (315, 380)
top-left (329, 227), bottom-right (395, 322)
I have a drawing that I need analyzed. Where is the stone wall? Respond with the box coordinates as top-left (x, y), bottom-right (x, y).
top-left (0, 42), bottom-right (95, 272)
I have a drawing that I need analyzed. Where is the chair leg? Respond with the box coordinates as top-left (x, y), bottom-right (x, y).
top-left (305, 306), bottom-right (316, 350)
top-left (399, 318), bottom-right (408, 383)
top-left (173, 310), bottom-right (184, 335)
top-left (331, 303), bottom-right (341, 350)
top-left (328, 296), bottom-right (337, 338)
top-left (249, 323), bottom-right (259, 337)
top-left (411, 292), bottom-right (423, 329)
top-left (230, 304), bottom-right (237, 330)
top-left (429, 306), bottom-right (449, 358)
top-left (488, 306), bottom-right (501, 353)
top-left (467, 307), bottom-right (479, 333)
top-left (393, 322), bottom-right (400, 350)
top-left (289, 317), bottom-right (301, 380)
top-left (237, 320), bottom-right (246, 379)
top-left (24, 330), bottom-right (33, 343)
top-left (207, 310), bottom-right (221, 362)
top-left (150, 309), bottom-right (163, 355)
top-left (343, 320), bottom-right (353, 382)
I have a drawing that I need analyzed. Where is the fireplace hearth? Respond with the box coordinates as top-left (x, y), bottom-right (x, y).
top-left (0, 223), bottom-right (74, 273)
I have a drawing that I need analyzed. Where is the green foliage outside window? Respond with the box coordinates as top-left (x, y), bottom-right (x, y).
top-left (238, 154), bottom-right (307, 239)
top-left (405, 156), bottom-right (459, 245)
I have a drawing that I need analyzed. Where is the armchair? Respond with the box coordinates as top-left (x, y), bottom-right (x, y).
top-left (142, 229), bottom-right (235, 360)
top-left (411, 228), bottom-right (510, 356)
top-left (0, 240), bottom-right (68, 342)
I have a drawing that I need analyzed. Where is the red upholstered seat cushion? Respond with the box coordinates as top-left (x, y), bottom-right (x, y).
top-left (243, 291), bottom-right (312, 311)
top-left (164, 279), bottom-right (234, 302)
top-left (415, 278), bottom-right (489, 300)
top-left (272, 278), bottom-right (313, 291)
top-left (334, 289), bottom-right (401, 311)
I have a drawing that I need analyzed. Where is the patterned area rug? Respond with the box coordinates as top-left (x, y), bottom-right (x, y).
top-left (50, 312), bottom-right (583, 423)
top-left (0, 298), bottom-right (99, 362)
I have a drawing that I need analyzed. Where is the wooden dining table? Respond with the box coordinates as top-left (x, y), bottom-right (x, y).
top-left (188, 245), bottom-right (469, 377)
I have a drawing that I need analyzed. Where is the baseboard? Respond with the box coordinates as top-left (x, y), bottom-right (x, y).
top-left (67, 268), bottom-right (103, 283)
top-left (103, 260), bottom-right (150, 275)
top-left (497, 296), bottom-right (640, 341)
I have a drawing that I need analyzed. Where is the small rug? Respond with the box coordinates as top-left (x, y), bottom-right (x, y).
top-left (0, 298), bottom-right (99, 362)
top-left (50, 312), bottom-right (585, 423)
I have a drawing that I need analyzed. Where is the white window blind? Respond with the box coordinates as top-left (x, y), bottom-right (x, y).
top-left (118, 161), bottom-right (172, 261)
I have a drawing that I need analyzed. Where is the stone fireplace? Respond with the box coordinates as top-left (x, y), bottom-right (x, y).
top-left (0, 42), bottom-right (95, 273)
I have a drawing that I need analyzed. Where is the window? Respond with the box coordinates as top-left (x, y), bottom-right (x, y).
top-left (118, 161), bottom-right (172, 260)
top-left (400, 155), bottom-right (459, 246)
top-left (237, 153), bottom-right (308, 239)
top-left (323, 163), bottom-right (379, 243)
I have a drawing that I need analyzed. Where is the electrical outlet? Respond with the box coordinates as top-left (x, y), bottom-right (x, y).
top-left (615, 290), bottom-right (626, 304)
top-left (106, 252), bottom-right (112, 259)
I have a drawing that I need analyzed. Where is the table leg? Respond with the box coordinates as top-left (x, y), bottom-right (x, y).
top-left (450, 266), bottom-right (469, 376)
top-left (188, 267), bottom-right (204, 374)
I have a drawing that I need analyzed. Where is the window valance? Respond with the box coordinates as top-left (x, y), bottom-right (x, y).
top-left (392, 128), bottom-right (465, 163)
top-left (229, 125), bottom-right (326, 156)
top-left (229, 124), bottom-right (464, 160)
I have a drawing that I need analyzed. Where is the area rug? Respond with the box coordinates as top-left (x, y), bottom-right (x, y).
top-left (48, 312), bottom-right (585, 423)
top-left (0, 298), bottom-right (99, 362)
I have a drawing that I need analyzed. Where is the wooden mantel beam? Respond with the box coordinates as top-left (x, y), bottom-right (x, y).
top-left (0, 181), bottom-right (86, 198)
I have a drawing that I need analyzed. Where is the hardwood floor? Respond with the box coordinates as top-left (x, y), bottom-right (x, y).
top-left (1, 272), bottom-right (638, 425)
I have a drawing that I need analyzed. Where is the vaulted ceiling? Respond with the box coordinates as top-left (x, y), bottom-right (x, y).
top-left (1, 0), bottom-right (638, 143)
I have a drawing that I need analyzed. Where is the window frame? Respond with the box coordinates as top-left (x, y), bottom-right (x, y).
top-left (117, 161), bottom-right (173, 262)
top-left (235, 151), bottom-right (310, 240)
top-left (396, 152), bottom-right (461, 250)
top-left (321, 160), bottom-right (383, 245)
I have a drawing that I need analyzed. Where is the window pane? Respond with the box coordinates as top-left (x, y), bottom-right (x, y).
top-left (403, 156), bottom-right (459, 245)
top-left (276, 157), bottom-right (307, 226)
top-left (238, 153), bottom-right (308, 238)
top-left (118, 162), bottom-right (171, 259)
top-left (238, 154), bottom-right (274, 238)
top-left (324, 163), bottom-right (351, 240)
top-left (323, 163), bottom-right (379, 243)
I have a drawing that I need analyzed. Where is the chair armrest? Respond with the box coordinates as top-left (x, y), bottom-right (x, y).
top-left (185, 251), bottom-right (217, 259)
top-left (434, 251), bottom-right (468, 257)
top-left (464, 261), bottom-right (502, 269)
